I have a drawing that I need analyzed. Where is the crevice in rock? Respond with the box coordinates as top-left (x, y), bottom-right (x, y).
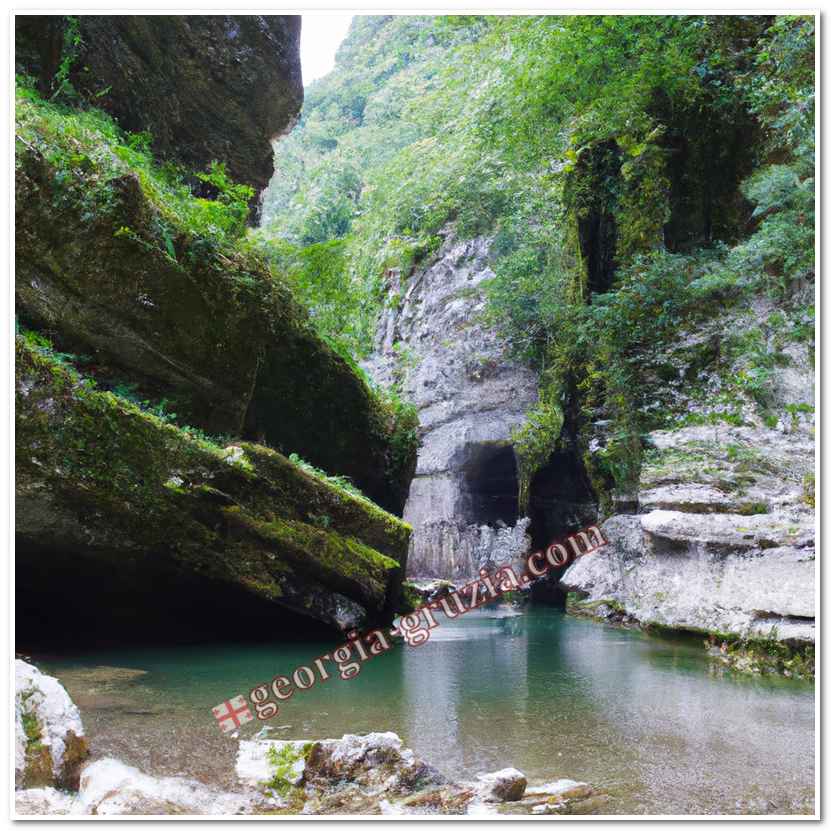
top-left (527, 446), bottom-right (598, 607)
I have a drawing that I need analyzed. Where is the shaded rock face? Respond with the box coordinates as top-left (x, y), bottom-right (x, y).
top-left (364, 235), bottom-right (539, 578)
top-left (15, 660), bottom-right (89, 790)
top-left (16, 339), bottom-right (409, 643)
top-left (562, 419), bottom-right (815, 644)
top-left (15, 140), bottom-right (412, 514)
top-left (15, 15), bottom-right (303, 198)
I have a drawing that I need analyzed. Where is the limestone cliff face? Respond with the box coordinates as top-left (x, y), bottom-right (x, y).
top-left (562, 299), bottom-right (815, 646)
top-left (15, 15), bottom-right (303, 197)
top-left (364, 234), bottom-right (538, 579)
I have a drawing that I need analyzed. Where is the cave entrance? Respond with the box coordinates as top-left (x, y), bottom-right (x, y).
top-left (461, 443), bottom-right (519, 527)
top-left (526, 448), bottom-right (598, 605)
top-left (16, 538), bottom-right (337, 651)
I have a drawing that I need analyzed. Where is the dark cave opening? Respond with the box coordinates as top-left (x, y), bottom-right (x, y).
top-left (526, 448), bottom-right (598, 606)
top-left (16, 538), bottom-right (336, 652)
top-left (461, 443), bottom-right (519, 527)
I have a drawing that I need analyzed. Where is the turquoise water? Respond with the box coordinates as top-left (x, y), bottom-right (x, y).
top-left (32, 607), bottom-right (814, 815)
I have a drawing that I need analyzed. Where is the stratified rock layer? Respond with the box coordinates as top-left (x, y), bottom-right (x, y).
top-left (16, 339), bottom-right (409, 637)
top-left (562, 422), bottom-right (815, 644)
top-left (15, 123), bottom-right (413, 514)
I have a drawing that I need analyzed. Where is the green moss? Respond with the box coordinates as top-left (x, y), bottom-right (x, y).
top-left (735, 501), bottom-right (770, 516)
top-left (566, 593), bottom-right (627, 618)
top-left (19, 704), bottom-right (55, 789)
top-left (16, 337), bottom-right (409, 623)
top-left (15, 85), bottom-right (418, 514)
top-left (21, 709), bottom-right (42, 749)
top-left (802, 472), bottom-right (815, 508)
top-left (397, 581), bottom-right (423, 614)
top-left (704, 633), bottom-right (814, 680)
top-left (265, 742), bottom-right (314, 801)
top-left (227, 511), bottom-right (400, 606)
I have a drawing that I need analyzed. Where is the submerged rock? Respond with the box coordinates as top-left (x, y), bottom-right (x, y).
top-left (15, 659), bottom-right (89, 790)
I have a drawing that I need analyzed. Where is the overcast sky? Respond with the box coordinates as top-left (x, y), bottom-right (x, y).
top-left (301, 15), bottom-right (354, 85)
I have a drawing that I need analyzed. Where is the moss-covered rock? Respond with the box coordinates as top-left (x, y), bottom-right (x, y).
top-left (14, 15), bottom-right (303, 196)
top-left (16, 338), bottom-right (410, 636)
top-left (14, 98), bottom-right (416, 513)
top-left (15, 659), bottom-right (90, 791)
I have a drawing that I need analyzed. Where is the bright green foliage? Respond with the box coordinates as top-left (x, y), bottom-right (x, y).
top-left (259, 15), bottom-right (814, 503)
top-left (50, 16), bottom-right (83, 101)
top-left (16, 84), bottom-right (254, 248)
top-left (253, 235), bottom-right (374, 359)
top-left (513, 390), bottom-right (565, 514)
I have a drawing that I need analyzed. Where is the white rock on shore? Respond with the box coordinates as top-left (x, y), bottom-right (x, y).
top-left (15, 658), bottom-right (88, 789)
top-left (561, 421), bottom-right (815, 645)
top-left (16, 758), bottom-right (269, 816)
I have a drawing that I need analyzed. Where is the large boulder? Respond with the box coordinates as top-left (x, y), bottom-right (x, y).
top-left (14, 15), bottom-right (302, 197)
top-left (15, 660), bottom-right (89, 790)
top-left (16, 338), bottom-right (410, 640)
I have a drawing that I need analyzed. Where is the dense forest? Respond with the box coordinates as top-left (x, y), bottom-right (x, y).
top-left (260, 15), bottom-right (814, 505)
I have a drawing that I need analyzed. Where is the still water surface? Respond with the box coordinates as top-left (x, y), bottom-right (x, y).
top-left (34, 607), bottom-right (814, 815)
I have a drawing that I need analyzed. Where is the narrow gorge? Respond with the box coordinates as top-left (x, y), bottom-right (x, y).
top-left (14, 13), bottom-right (816, 818)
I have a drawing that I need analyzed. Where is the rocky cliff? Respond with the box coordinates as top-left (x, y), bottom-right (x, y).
top-left (561, 296), bottom-right (815, 663)
top-left (17, 337), bottom-right (409, 641)
top-left (14, 23), bottom-right (416, 645)
top-left (15, 95), bottom-right (414, 515)
top-left (15, 15), bottom-right (303, 198)
top-left (364, 235), bottom-right (539, 579)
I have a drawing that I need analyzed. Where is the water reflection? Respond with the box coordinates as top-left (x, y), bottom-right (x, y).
top-left (35, 606), bottom-right (814, 814)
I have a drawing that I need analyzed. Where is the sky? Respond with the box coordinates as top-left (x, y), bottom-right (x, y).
top-left (300, 15), bottom-right (354, 85)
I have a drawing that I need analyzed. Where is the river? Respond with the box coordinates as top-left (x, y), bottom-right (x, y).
top-left (30, 606), bottom-right (814, 815)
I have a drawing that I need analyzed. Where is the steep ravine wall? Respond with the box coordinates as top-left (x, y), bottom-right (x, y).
top-left (14, 17), bottom-right (416, 646)
top-left (364, 234), bottom-right (539, 579)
